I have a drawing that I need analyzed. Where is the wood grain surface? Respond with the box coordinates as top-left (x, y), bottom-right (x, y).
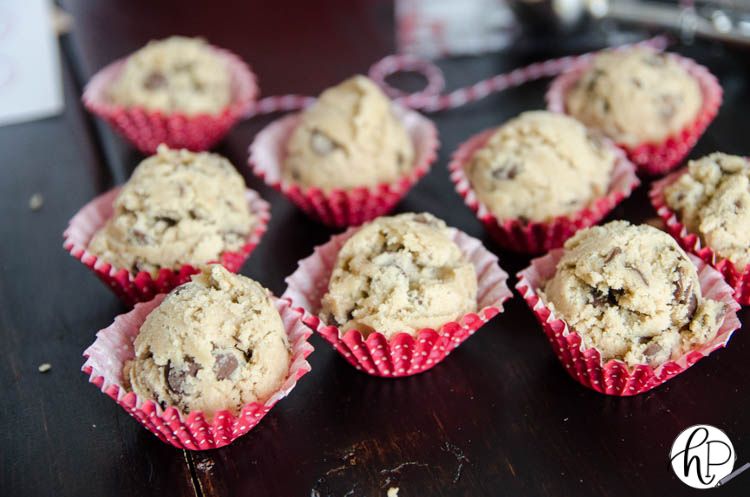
top-left (1, 1), bottom-right (749, 495)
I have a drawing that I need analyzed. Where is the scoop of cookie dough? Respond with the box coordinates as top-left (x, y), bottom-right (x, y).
top-left (283, 75), bottom-right (414, 191)
top-left (565, 47), bottom-right (702, 146)
top-left (466, 111), bottom-right (615, 222)
top-left (109, 36), bottom-right (231, 115)
top-left (320, 213), bottom-right (477, 339)
top-left (88, 145), bottom-right (255, 274)
top-left (665, 153), bottom-right (750, 269)
top-left (125, 265), bottom-right (290, 416)
top-left (543, 221), bottom-right (725, 367)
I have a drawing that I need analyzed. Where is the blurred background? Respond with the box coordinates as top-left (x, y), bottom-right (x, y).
top-left (4, 1), bottom-right (750, 130)
top-left (3, 2), bottom-right (750, 497)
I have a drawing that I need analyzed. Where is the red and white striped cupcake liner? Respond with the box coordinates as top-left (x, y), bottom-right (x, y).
top-left (63, 187), bottom-right (270, 306)
top-left (282, 224), bottom-right (512, 377)
top-left (83, 46), bottom-right (258, 154)
top-left (547, 50), bottom-right (722, 176)
top-left (82, 294), bottom-right (313, 450)
top-left (516, 250), bottom-right (741, 396)
top-left (248, 104), bottom-right (439, 228)
top-left (449, 128), bottom-right (640, 254)
top-left (650, 169), bottom-right (750, 305)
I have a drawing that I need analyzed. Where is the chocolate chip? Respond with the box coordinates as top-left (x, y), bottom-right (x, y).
top-left (231, 344), bottom-right (255, 363)
top-left (131, 229), bottom-right (151, 245)
top-left (644, 342), bottom-right (662, 358)
top-left (213, 353), bottom-right (239, 381)
top-left (586, 69), bottom-right (604, 91)
top-left (156, 216), bottom-right (178, 228)
top-left (735, 199), bottom-right (744, 211)
top-left (604, 247), bottom-right (622, 264)
top-left (166, 356), bottom-right (201, 394)
top-left (386, 240), bottom-right (406, 253)
top-left (492, 160), bottom-right (521, 180)
top-left (592, 292), bottom-right (608, 307)
top-left (631, 77), bottom-right (643, 89)
top-left (333, 313), bottom-right (349, 327)
top-left (686, 292), bottom-right (698, 320)
top-left (396, 152), bottom-right (406, 171)
top-left (131, 259), bottom-right (145, 274)
top-left (592, 289), bottom-right (618, 307)
top-left (310, 130), bottom-right (336, 155)
top-left (185, 357), bottom-right (200, 376)
top-left (673, 267), bottom-right (696, 308)
top-left (625, 264), bottom-right (648, 285)
top-left (674, 277), bottom-right (690, 302)
top-left (144, 72), bottom-right (167, 90)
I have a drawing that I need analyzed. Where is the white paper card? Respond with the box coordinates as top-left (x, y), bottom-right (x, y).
top-left (0, 0), bottom-right (63, 127)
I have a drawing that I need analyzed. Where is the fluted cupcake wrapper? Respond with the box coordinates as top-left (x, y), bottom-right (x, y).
top-left (449, 128), bottom-right (639, 254)
top-left (282, 225), bottom-right (512, 377)
top-left (516, 249), bottom-right (741, 396)
top-left (83, 46), bottom-right (258, 153)
top-left (650, 169), bottom-right (750, 305)
top-left (82, 294), bottom-right (313, 450)
top-left (63, 187), bottom-right (270, 306)
top-left (546, 51), bottom-right (722, 176)
top-left (248, 104), bottom-right (439, 228)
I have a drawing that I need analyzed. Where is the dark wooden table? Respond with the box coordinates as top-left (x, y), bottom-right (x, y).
top-left (3, 1), bottom-right (749, 496)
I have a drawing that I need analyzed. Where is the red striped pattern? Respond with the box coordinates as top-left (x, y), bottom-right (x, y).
top-left (240, 36), bottom-right (669, 117)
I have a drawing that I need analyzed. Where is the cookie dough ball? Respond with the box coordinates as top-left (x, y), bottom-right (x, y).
top-left (89, 145), bottom-right (255, 274)
top-left (109, 36), bottom-right (231, 115)
top-left (665, 153), bottom-right (750, 268)
top-left (565, 47), bottom-right (702, 146)
top-left (320, 213), bottom-right (477, 339)
top-left (283, 75), bottom-right (414, 191)
top-left (543, 221), bottom-right (726, 367)
top-left (126, 265), bottom-right (290, 416)
top-left (466, 111), bottom-right (615, 222)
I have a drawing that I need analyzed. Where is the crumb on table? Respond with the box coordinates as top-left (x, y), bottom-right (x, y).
top-left (29, 193), bottom-right (44, 211)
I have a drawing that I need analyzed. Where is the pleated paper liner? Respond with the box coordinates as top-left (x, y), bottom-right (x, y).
top-left (63, 187), bottom-right (270, 306)
top-left (650, 169), bottom-right (750, 305)
top-left (448, 128), bottom-right (640, 254)
top-left (249, 104), bottom-right (439, 228)
top-left (83, 46), bottom-right (257, 154)
top-left (516, 249), bottom-right (741, 396)
top-left (82, 294), bottom-right (313, 450)
top-left (282, 225), bottom-right (512, 377)
top-left (546, 51), bottom-right (722, 176)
